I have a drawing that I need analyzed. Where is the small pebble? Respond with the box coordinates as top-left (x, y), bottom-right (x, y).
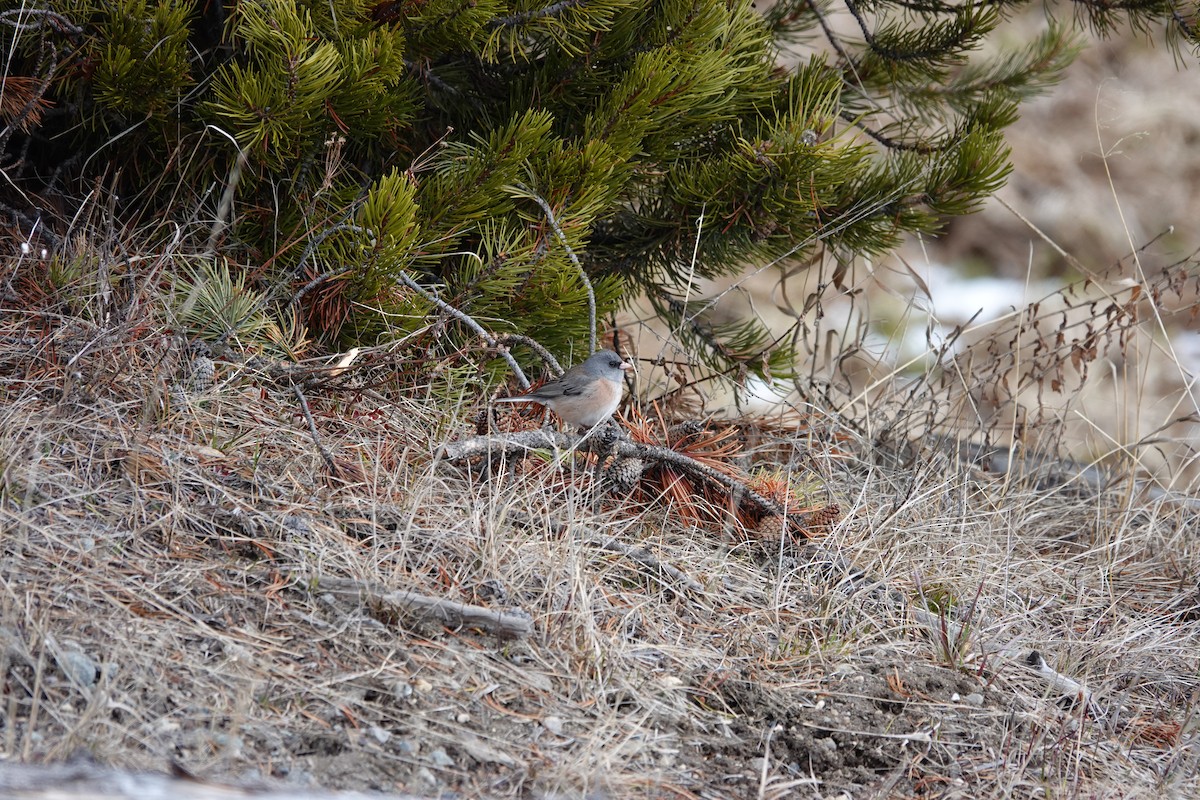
top-left (56, 649), bottom-right (98, 688)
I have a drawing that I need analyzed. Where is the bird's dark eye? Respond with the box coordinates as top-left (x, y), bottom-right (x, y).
top-left (608, 357), bottom-right (621, 368)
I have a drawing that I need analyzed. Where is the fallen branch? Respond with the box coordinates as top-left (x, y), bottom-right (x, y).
top-left (298, 572), bottom-right (534, 639)
top-left (293, 385), bottom-right (338, 475)
top-left (907, 607), bottom-right (1100, 716)
top-left (441, 428), bottom-right (831, 533)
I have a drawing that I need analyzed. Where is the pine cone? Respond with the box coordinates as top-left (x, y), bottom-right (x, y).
top-left (188, 355), bottom-right (215, 392)
top-left (605, 457), bottom-right (645, 494)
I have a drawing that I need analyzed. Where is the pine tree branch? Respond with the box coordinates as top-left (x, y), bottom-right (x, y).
top-left (1074, 0), bottom-right (1185, 11)
top-left (806, 0), bottom-right (856, 66)
top-left (0, 43), bottom-right (60, 158)
top-left (300, 571), bottom-right (535, 638)
top-left (1171, 7), bottom-right (1198, 39)
top-left (291, 223), bottom-right (367, 291)
top-left (843, 0), bottom-right (983, 63)
top-left (515, 183), bottom-right (598, 353)
top-left (884, 0), bottom-right (1007, 11)
top-left (0, 201), bottom-right (61, 249)
top-left (489, 0), bottom-right (587, 28)
top-left (405, 58), bottom-right (469, 105)
top-left (838, 111), bottom-right (938, 153)
top-left (285, 215), bottom-right (411, 344)
top-left (293, 385), bottom-right (338, 475)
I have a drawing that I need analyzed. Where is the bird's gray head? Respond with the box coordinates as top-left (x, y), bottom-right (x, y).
top-left (581, 350), bottom-right (633, 380)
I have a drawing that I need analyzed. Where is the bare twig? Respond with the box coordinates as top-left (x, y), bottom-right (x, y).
top-left (398, 274), bottom-right (530, 388)
top-left (293, 384), bottom-right (338, 475)
top-left (513, 183), bottom-right (597, 353)
top-left (304, 573), bottom-right (534, 639)
top-left (495, 333), bottom-right (563, 375)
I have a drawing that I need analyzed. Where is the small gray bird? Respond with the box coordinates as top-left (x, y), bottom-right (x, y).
top-left (495, 350), bottom-right (633, 428)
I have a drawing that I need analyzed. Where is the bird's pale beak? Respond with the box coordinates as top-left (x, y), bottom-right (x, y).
top-left (619, 360), bottom-right (633, 371)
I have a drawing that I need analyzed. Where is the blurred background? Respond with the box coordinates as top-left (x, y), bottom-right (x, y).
top-left (626, 20), bottom-right (1200, 488)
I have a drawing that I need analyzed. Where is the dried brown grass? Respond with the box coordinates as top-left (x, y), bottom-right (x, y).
top-left (2, 217), bottom-right (1198, 799)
